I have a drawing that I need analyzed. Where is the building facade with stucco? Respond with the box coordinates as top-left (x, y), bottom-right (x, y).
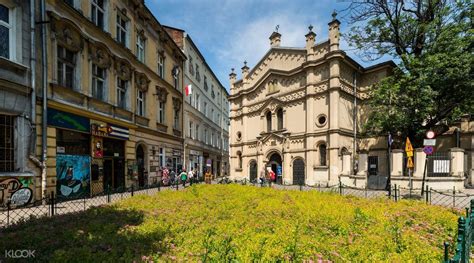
top-left (228, 14), bottom-right (394, 186)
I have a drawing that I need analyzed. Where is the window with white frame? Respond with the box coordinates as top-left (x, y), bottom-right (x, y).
top-left (173, 70), bottom-right (179, 89)
top-left (211, 108), bottom-right (214, 121)
top-left (204, 129), bottom-right (208, 144)
top-left (116, 78), bottom-right (127, 109)
top-left (189, 121), bottom-right (193, 139)
top-left (57, 45), bottom-right (76, 89)
top-left (91, 0), bottom-right (106, 30)
top-left (158, 147), bottom-right (165, 167)
top-left (195, 64), bottom-right (200, 82)
top-left (189, 91), bottom-right (193, 106)
top-left (0, 4), bottom-right (14, 60)
top-left (158, 54), bottom-right (165, 78)
top-left (137, 90), bottom-right (145, 116)
top-left (195, 124), bottom-right (199, 141)
top-left (136, 33), bottom-right (145, 63)
top-left (158, 101), bottom-right (165, 124)
top-left (92, 64), bottom-right (106, 101)
top-left (217, 113), bottom-right (220, 125)
top-left (196, 94), bottom-right (200, 110)
top-left (116, 12), bottom-right (128, 47)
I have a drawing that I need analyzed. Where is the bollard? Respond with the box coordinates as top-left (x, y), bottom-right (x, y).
top-left (107, 185), bottom-right (111, 203)
top-left (131, 185), bottom-right (134, 197)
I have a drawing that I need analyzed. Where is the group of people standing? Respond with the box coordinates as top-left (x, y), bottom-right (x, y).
top-left (161, 167), bottom-right (214, 187)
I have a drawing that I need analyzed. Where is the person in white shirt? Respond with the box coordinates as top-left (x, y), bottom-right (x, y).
top-left (188, 169), bottom-right (194, 186)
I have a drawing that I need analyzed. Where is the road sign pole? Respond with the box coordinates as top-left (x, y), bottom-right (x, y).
top-left (421, 157), bottom-right (428, 195)
top-left (409, 168), bottom-right (412, 191)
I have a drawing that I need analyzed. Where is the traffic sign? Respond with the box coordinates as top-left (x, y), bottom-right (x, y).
top-left (423, 146), bottom-right (434, 155)
top-left (405, 137), bottom-right (414, 152)
top-left (407, 157), bottom-right (414, 169)
top-left (426, 130), bottom-right (436, 139)
top-left (423, 139), bottom-right (436, 146)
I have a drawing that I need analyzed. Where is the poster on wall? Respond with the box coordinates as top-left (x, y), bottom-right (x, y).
top-left (56, 154), bottom-right (91, 199)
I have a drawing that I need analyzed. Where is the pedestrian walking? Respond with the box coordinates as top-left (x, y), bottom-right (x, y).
top-left (188, 169), bottom-right (194, 186)
top-left (180, 169), bottom-right (188, 187)
top-left (205, 169), bottom-right (212, 184)
top-left (162, 167), bottom-right (170, 186)
top-left (170, 169), bottom-right (176, 187)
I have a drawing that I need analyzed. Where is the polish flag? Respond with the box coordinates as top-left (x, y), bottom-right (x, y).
top-left (185, 84), bottom-right (192, 96)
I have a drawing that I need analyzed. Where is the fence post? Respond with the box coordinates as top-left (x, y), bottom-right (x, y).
top-left (458, 217), bottom-right (466, 263)
top-left (394, 184), bottom-right (398, 202)
top-left (453, 186), bottom-right (456, 209)
top-left (83, 195), bottom-right (86, 211)
top-left (425, 185), bottom-right (429, 204)
top-left (365, 185), bottom-right (368, 198)
top-left (107, 185), bottom-right (111, 203)
top-left (6, 200), bottom-right (10, 227)
top-left (444, 242), bottom-right (449, 262)
top-left (339, 181), bottom-right (342, 195)
top-left (50, 191), bottom-right (55, 216)
top-left (131, 184), bottom-right (134, 197)
top-left (158, 180), bottom-right (161, 192)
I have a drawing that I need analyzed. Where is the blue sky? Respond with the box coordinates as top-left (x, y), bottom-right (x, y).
top-left (146, 0), bottom-right (390, 90)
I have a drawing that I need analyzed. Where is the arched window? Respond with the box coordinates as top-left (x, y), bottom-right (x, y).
top-left (266, 111), bottom-right (272, 132)
top-left (277, 108), bottom-right (283, 130)
top-left (237, 151), bottom-right (242, 169)
top-left (319, 144), bottom-right (327, 166)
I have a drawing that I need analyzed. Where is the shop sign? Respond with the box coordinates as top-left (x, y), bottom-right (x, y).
top-left (190, 150), bottom-right (202, 156)
top-left (47, 108), bottom-right (90, 132)
top-left (206, 159), bottom-right (212, 167)
top-left (91, 123), bottom-right (130, 140)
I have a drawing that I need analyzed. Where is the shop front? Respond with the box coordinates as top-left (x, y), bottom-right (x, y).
top-left (188, 149), bottom-right (202, 176)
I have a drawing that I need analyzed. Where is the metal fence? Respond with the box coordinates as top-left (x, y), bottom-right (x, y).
top-left (0, 179), bottom-right (201, 228)
top-left (443, 200), bottom-right (473, 263)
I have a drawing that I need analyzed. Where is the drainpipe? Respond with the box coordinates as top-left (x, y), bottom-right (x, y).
top-left (28, 0), bottom-right (37, 158)
top-left (40, 0), bottom-right (48, 200)
top-left (352, 70), bottom-right (358, 175)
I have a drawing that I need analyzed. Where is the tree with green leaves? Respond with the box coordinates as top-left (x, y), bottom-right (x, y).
top-left (344, 0), bottom-right (473, 146)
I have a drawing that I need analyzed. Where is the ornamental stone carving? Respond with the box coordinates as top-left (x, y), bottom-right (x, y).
top-left (172, 97), bottom-right (182, 110)
top-left (135, 71), bottom-right (150, 92)
top-left (88, 41), bottom-right (112, 68)
top-left (115, 58), bottom-right (133, 81)
top-left (155, 86), bottom-right (168, 103)
top-left (49, 13), bottom-right (84, 52)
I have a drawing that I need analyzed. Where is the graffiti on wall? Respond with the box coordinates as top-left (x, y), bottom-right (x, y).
top-left (0, 177), bottom-right (33, 207)
top-left (56, 154), bottom-right (91, 199)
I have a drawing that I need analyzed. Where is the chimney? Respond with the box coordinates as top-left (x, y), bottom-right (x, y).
top-left (229, 68), bottom-right (237, 93)
top-left (241, 61), bottom-right (249, 80)
top-left (328, 10), bottom-right (340, 52)
top-left (269, 31), bottom-right (281, 48)
top-left (305, 25), bottom-right (316, 59)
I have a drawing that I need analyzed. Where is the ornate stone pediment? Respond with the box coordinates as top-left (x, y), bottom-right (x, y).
top-left (49, 13), bottom-right (84, 52)
top-left (88, 41), bottom-right (112, 68)
top-left (172, 97), bottom-right (181, 110)
top-left (155, 86), bottom-right (168, 102)
top-left (135, 71), bottom-right (150, 92)
top-left (115, 58), bottom-right (133, 81)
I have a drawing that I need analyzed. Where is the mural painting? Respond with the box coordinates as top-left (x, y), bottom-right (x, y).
top-left (56, 154), bottom-right (91, 199)
top-left (0, 177), bottom-right (33, 207)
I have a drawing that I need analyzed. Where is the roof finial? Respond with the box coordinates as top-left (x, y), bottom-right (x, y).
top-left (244, 61), bottom-right (247, 66)
top-left (308, 24), bottom-right (313, 32)
top-left (231, 68), bottom-right (235, 73)
top-left (332, 10), bottom-right (337, 21)
top-left (275, 25), bottom-right (279, 32)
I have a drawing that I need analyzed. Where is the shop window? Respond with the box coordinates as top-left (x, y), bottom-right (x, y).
top-left (57, 129), bottom-right (90, 155)
top-left (91, 0), bottom-right (106, 30)
top-left (57, 45), bottom-right (76, 89)
top-left (0, 114), bottom-right (14, 172)
top-left (92, 64), bottom-right (106, 101)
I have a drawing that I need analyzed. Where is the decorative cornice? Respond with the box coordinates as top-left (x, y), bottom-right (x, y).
top-left (48, 12), bottom-right (84, 52)
top-left (87, 40), bottom-right (112, 68)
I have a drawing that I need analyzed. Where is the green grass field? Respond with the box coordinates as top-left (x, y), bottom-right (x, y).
top-left (0, 184), bottom-right (459, 262)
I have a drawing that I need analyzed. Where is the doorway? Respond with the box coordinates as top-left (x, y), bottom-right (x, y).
top-left (268, 152), bottom-right (282, 184)
top-left (103, 138), bottom-right (125, 191)
top-left (136, 144), bottom-right (146, 187)
top-left (249, 160), bottom-right (257, 182)
top-left (292, 158), bottom-right (305, 185)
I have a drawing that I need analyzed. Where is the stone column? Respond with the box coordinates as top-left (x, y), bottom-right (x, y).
top-left (341, 152), bottom-right (351, 175)
top-left (357, 152), bottom-right (368, 177)
top-left (450, 148), bottom-right (465, 178)
top-left (391, 149), bottom-right (404, 177)
top-left (414, 148), bottom-right (426, 178)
